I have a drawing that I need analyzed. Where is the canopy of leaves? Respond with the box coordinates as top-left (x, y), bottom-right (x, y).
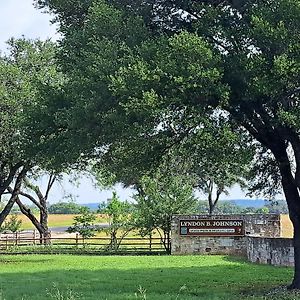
top-left (67, 207), bottom-right (97, 239)
top-left (34, 0), bottom-right (300, 198)
top-left (48, 201), bottom-right (82, 214)
top-left (134, 173), bottom-right (197, 236)
top-left (33, 1), bottom-right (251, 191)
top-left (0, 38), bottom-right (65, 172)
top-left (0, 214), bottom-right (22, 233)
top-left (102, 192), bottom-right (133, 231)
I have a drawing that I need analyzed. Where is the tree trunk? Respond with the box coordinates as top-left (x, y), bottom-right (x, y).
top-left (275, 149), bottom-right (300, 289)
top-left (108, 230), bottom-right (118, 251)
top-left (0, 196), bottom-right (18, 226)
top-left (208, 193), bottom-right (214, 216)
top-left (161, 230), bottom-right (171, 254)
top-left (40, 198), bottom-right (51, 244)
top-left (208, 198), bottom-right (219, 216)
top-left (290, 215), bottom-right (300, 289)
top-left (207, 179), bottom-right (221, 215)
top-left (279, 166), bottom-right (300, 289)
top-left (16, 198), bottom-right (51, 244)
top-left (0, 167), bottom-right (27, 226)
top-left (167, 230), bottom-right (171, 254)
top-left (16, 198), bottom-right (44, 233)
top-left (0, 162), bottom-right (23, 196)
top-left (207, 180), bottom-right (214, 215)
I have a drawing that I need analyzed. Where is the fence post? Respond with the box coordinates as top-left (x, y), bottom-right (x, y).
top-left (15, 232), bottom-right (18, 246)
top-left (149, 234), bottom-right (152, 252)
top-left (5, 235), bottom-right (8, 250)
top-left (76, 234), bottom-right (79, 247)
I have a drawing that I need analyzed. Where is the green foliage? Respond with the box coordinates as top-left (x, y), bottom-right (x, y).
top-left (32, 0), bottom-right (300, 285)
top-left (35, 0), bottom-right (300, 198)
top-left (99, 192), bottom-right (133, 250)
top-left (3, 214), bottom-right (22, 233)
top-left (216, 201), bottom-right (244, 215)
top-left (159, 124), bottom-right (253, 214)
top-left (67, 207), bottom-right (97, 239)
top-left (265, 200), bottom-right (289, 214)
top-left (32, 1), bottom-right (242, 191)
top-left (0, 214), bottom-right (22, 233)
top-left (104, 192), bottom-right (132, 227)
top-left (135, 173), bottom-right (197, 252)
top-left (33, 0), bottom-right (300, 216)
top-left (0, 39), bottom-right (66, 207)
top-left (48, 202), bottom-right (82, 214)
top-left (198, 200), bottom-right (239, 214)
top-left (0, 38), bottom-right (64, 166)
top-left (29, 0), bottom-right (300, 218)
top-left (198, 200), bottom-right (280, 215)
top-left (97, 201), bottom-right (107, 213)
top-left (0, 38), bottom-right (64, 237)
top-left (256, 207), bottom-right (270, 214)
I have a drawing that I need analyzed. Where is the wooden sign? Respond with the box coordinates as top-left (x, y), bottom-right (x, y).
top-left (179, 219), bottom-right (244, 237)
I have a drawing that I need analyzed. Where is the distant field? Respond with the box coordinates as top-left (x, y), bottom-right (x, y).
top-left (17, 214), bottom-right (108, 230)
top-left (281, 214), bottom-right (293, 238)
top-left (0, 255), bottom-right (296, 300)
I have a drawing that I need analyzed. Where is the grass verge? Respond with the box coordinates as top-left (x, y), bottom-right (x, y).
top-left (0, 255), bottom-right (295, 300)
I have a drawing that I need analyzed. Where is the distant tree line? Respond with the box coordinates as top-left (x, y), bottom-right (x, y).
top-left (46, 198), bottom-right (289, 215)
top-left (197, 200), bottom-right (288, 215)
top-left (7, 198), bottom-right (288, 216)
top-left (48, 202), bottom-right (83, 214)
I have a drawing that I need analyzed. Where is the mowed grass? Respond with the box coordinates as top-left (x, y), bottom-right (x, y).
top-left (0, 255), bottom-right (295, 300)
top-left (18, 214), bottom-right (108, 230)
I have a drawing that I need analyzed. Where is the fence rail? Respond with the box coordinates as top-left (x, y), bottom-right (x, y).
top-left (0, 233), bottom-right (167, 254)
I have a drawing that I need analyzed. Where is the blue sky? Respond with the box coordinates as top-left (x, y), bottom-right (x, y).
top-left (0, 0), bottom-right (251, 203)
top-left (0, 0), bottom-right (59, 52)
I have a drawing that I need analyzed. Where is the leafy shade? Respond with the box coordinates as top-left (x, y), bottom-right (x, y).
top-left (35, 0), bottom-right (300, 288)
top-left (134, 173), bottom-right (197, 253)
top-left (0, 38), bottom-right (63, 226)
top-left (100, 192), bottom-right (133, 251)
top-left (67, 207), bottom-right (97, 239)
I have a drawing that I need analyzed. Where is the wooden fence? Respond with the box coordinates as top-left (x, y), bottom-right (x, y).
top-left (0, 232), bottom-right (167, 254)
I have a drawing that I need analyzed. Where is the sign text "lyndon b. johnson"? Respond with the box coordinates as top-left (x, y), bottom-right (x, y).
top-left (180, 219), bottom-right (245, 237)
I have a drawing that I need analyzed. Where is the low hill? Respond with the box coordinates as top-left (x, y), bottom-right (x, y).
top-left (81, 203), bottom-right (99, 211)
top-left (225, 199), bottom-right (266, 208)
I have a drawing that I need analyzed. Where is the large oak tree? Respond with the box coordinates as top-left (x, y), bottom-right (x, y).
top-left (0, 38), bottom-right (64, 239)
top-left (35, 0), bottom-right (300, 288)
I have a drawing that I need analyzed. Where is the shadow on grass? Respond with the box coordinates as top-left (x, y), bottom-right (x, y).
top-left (0, 256), bottom-right (294, 300)
top-left (0, 258), bottom-right (54, 264)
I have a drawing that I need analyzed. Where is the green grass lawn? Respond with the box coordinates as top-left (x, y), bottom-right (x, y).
top-left (0, 255), bottom-right (296, 300)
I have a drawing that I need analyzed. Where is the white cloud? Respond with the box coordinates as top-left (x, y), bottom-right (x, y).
top-left (0, 0), bottom-right (59, 53)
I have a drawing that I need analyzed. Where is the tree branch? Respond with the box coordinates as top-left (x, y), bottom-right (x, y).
top-left (0, 162), bottom-right (23, 196)
top-left (45, 174), bottom-right (56, 200)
